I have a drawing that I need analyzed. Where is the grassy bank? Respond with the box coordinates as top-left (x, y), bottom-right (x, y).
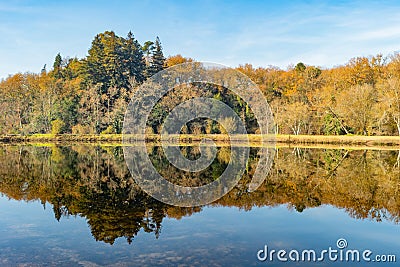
top-left (0, 133), bottom-right (399, 146)
top-left (275, 134), bottom-right (400, 146)
top-left (0, 134), bottom-right (122, 143)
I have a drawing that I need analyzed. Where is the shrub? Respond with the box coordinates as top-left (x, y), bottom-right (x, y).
top-left (51, 119), bottom-right (65, 135)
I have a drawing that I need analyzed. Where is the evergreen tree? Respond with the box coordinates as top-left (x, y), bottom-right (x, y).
top-left (86, 31), bottom-right (146, 91)
top-left (41, 64), bottom-right (47, 74)
top-left (52, 53), bottom-right (63, 79)
top-left (83, 31), bottom-right (149, 133)
top-left (86, 33), bottom-right (108, 91)
top-left (120, 31), bottom-right (145, 85)
top-left (145, 37), bottom-right (165, 78)
top-left (85, 31), bottom-right (125, 92)
top-left (142, 41), bottom-right (154, 67)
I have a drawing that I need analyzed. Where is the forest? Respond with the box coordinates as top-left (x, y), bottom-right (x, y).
top-left (1, 30), bottom-right (400, 136)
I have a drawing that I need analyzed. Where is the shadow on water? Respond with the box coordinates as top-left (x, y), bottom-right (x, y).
top-left (0, 144), bottom-right (399, 245)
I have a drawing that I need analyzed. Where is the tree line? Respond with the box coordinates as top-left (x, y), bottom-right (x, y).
top-left (237, 56), bottom-right (400, 136)
top-left (0, 30), bottom-right (400, 136)
top-left (0, 31), bottom-right (169, 135)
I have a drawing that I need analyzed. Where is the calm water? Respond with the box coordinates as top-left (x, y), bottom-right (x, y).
top-left (0, 145), bottom-right (399, 266)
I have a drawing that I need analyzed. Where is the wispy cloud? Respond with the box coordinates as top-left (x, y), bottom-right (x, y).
top-left (1, 0), bottom-right (400, 78)
top-left (215, 1), bottom-right (400, 68)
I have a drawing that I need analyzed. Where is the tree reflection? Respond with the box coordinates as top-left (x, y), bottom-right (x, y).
top-left (0, 145), bottom-right (399, 244)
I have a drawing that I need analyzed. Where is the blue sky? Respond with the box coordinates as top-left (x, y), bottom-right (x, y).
top-left (1, 0), bottom-right (400, 79)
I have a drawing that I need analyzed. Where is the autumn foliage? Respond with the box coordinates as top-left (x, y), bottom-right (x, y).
top-left (1, 31), bottom-right (400, 136)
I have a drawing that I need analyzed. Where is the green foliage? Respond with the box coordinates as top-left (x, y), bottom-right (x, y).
top-left (122, 31), bottom-right (146, 84)
top-left (52, 53), bottom-right (63, 79)
top-left (85, 31), bottom-right (146, 92)
top-left (144, 37), bottom-right (165, 78)
top-left (51, 119), bottom-right (65, 134)
top-left (101, 125), bottom-right (114, 134)
top-left (295, 62), bottom-right (306, 72)
top-left (0, 30), bottom-right (399, 137)
top-left (323, 113), bottom-right (343, 135)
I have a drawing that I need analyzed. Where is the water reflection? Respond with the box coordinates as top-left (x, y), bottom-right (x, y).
top-left (0, 145), bottom-right (399, 245)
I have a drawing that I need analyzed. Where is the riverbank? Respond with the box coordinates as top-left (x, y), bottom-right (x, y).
top-left (0, 134), bottom-right (399, 146)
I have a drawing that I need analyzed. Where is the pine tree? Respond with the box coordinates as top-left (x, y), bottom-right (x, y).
top-left (84, 31), bottom-right (149, 133)
top-left (142, 41), bottom-right (154, 66)
top-left (52, 53), bottom-right (63, 79)
top-left (120, 31), bottom-right (146, 84)
top-left (145, 37), bottom-right (165, 78)
top-left (86, 31), bottom-right (146, 90)
top-left (86, 33), bottom-right (108, 91)
top-left (41, 64), bottom-right (47, 74)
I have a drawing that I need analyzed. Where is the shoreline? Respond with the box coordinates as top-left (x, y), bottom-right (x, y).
top-left (0, 134), bottom-right (399, 147)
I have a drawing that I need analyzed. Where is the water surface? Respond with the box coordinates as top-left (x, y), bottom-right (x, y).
top-left (0, 145), bottom-right (399, 266)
